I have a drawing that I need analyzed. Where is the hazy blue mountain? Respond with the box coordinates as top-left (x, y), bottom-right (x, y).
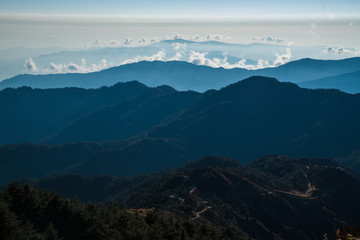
top-left (149, 76), bottom-right (360, 161)
top-left (205, 51), bottom-right (257, 65)
top-left (0, 39), bottom-right (355, 82)
top-left (0, 47), bottom-right (65, 61)
top-left (0, 47), bottom-right (67, 80)
top-left (298, 70), bottom-right (360, 94)
top-left (257, 57), bottom-right (360, 83)
top-left (0, 61), bottom-right (248, 91)
top-left (1, 57), bottom-right (360, 92)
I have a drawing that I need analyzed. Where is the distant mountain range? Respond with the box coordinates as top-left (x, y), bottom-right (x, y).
top-left (1, 57), bottom-right (360, 92)
top-left (24, 155), bottom-right (360, 240)
top-left (1, 76), bottom-right (360, 185)
top-left (298, 70), bottom-right (360, 94)
top-left (0, 39), bottom-right (334, 81)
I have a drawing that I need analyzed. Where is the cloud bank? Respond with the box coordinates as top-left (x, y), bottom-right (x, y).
top-left (187, 49), bottom-right (291, 70)
top-left (90, 33), bottom-right (231, 48)
top-left (49, 59), bottom-right (109, 73)
top-left (121, 51), bottom-right (166, 65)
top-left (26, 50), bottom-right (293, 76)
top-left (274, 48), bottom-right (292, 67)
top-left (24, 58), bottom-right (38, 72)
top-left (25, 58), bottom-right (110, 74)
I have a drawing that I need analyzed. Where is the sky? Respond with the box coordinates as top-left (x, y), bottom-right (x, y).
top-left (0, 0), bottom-right (360, 50)
top-left (1, 0), bottom-right (360, 18)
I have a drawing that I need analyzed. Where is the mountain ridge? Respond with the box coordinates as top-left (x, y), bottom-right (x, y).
top-left (1, 76), bottom-right (360, 184)
top-left (298, 70), bottom-right (360, 94)
top-left (23, 155), bottom-right (360, 240)
top-left (1, 57), bottom-right (360, 92)
top-left (149, 76), bottom-right (360, 161)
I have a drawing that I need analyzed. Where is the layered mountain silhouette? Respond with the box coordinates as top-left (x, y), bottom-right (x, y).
top-left (1, 76), bottom-right (360, 184)
top-left (27, 155), bottom-right (360, 240)
top-left (2, 60), bottom-right (360, 239)
top-left (0, 81), bottom-right (199, 144)
top-left (149, 76), bottom-right (360, 161)
top-left (48, 90), bottom-right (199, 143)
top-left (298, 70), bottom-right (360, 94)
top-left (1, 57), bottom-right (360, 92)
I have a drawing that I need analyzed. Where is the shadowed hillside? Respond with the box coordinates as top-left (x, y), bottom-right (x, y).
top-left (150, 76), bottom-right (360, 161)
top-left (1, 76), bottom-right (360, 184)
top-left (0, 81), bottom-right (199, 144)
top-left (24, 155), bottom-right (360, 240)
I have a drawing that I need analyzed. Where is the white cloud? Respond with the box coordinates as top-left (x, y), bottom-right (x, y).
top-left (172, 42), bottom-right (187, 50)
top-left (151, 33), bottom-right (230, 43)
top-left (257, 59), bottom-right (270, 68)
top-left (205, 34), bottom-right (228, 41)
top-left (24, 58), bottom-right (38, 72)
top-left (192, 35), bottom-right (201, 41)
top-left (92, 40), bottom-right (121, 47)
top-left (188, 51), bottom-right (257, 70)
top-left (187, 49), bottom-right (291, 70)
top-left (354, 48), bottom-right (360, 55)
top-left (121, 50), bottom-right (166, 65)
top-left (273, 48), bottom-right (292, 67)
top-left (90, 33), bottom-right (231, 49)
top-left (264, 36), bottom-right (284, 43)
top-left (138, 38), bottom-right (148, 45)
top-left (67, 63), bottom-right (80, 72)
top-left (174, 33), bottom-right (185, 39)
top-left (91, 39), bottom-right (134, 47)
top-left (49, 62), bottom-right (63, 72)
top-left (123, 38), bottom-right (133, 45)
top-left (253, 36), bottom-right (285, 44)
top-left (323, 46), bottom-right (353, 54)
top-left (324, 46), bottom-right (336, 53)
top-left (188, 51), bottom-right (215, 67)
top-left (48, 59), bottom-right (109, 73)
top-left (109, 40), bottom-right (122, 46)
top-left (337, 47), bottom-right (344, 54)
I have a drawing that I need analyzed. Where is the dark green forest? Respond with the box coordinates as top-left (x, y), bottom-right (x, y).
top-left (2, 156), bottom-right (359, 240)
top-left (0, 181), bottom-right (243, 240)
